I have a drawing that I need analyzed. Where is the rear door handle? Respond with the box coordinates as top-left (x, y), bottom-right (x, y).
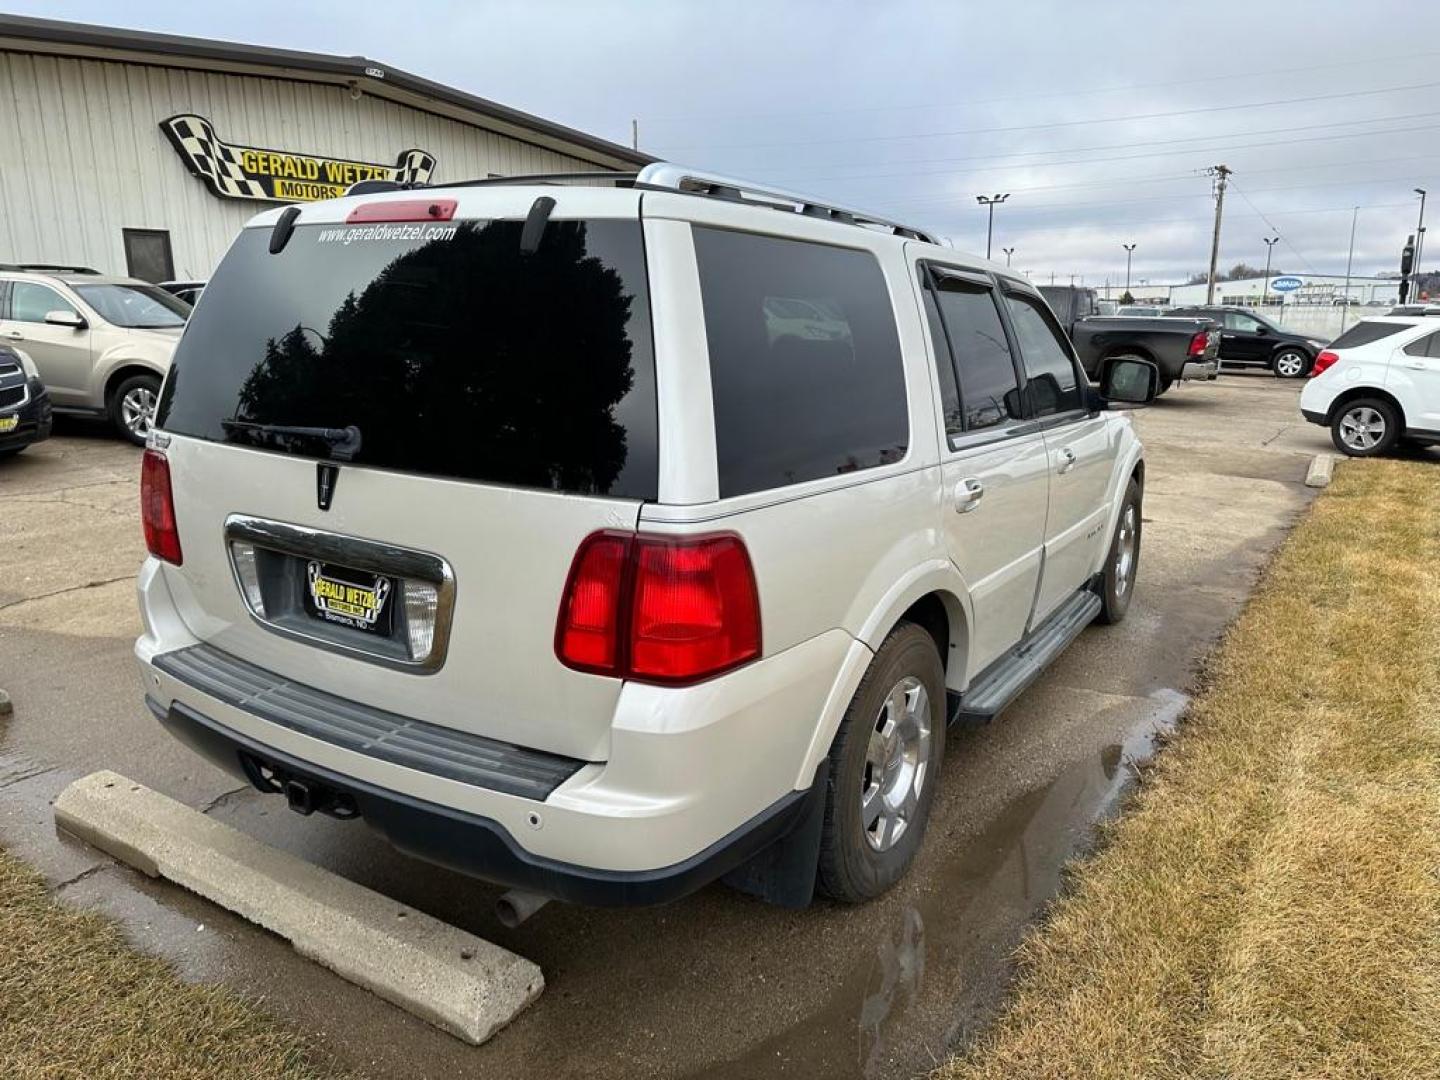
top-left (953, 478), bottom-right (984, 513)
top-left (1057, 448), bottom-right (1077, 474)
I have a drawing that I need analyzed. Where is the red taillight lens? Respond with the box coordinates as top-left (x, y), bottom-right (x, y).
top-left (140, 449), bottom-right (182, 565)
top-left (555, 532), bottom-right (761, 685)
top-left (1311, 350), bottom-right (1340, 377)
top-left (629, 535), bottom-right (761, 683)
top-left (1188, 330), bottom-right (1210, 357)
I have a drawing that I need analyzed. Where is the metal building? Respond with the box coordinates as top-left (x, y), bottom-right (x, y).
top-left (0, 14), bottom-right (650, 281)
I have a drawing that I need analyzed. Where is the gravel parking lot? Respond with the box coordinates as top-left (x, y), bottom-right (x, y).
top-left (0, 376), bottom-right (1337, 1079)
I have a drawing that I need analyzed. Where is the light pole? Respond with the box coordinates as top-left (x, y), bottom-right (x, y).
top-left (1122, 243), bottom-right (1136, 291)
top-left (1001, 246), bottom-right (1015, 267)
top-left (976, 193), bottom-right (1009, 260)
top-left (1416, 189), bottom-right (1428, 277)
top-left (1262, 236), bottom-right (1279, 307)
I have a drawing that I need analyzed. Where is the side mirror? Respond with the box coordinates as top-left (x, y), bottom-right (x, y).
top-left (44, 309), bottom-right (86, 330)
top-left (1254, 324), bottom-right (1270, 335)
top-left (1099, 356), bottom-right (1158, 407)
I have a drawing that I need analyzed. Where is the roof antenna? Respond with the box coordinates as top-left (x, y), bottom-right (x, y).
top-left (519, 196), bottom-right (556, 255)
top-left (269, 206), bottom-right (302, 254)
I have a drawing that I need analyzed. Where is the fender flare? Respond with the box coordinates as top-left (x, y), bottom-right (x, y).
top-left (1090, 435), bottom-right (1145, 578)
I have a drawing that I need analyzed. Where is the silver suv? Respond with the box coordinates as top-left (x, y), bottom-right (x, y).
top-left (0, 264), bottom-right (189, 444)
top-left (136, 166), bottom-right (1156, 911)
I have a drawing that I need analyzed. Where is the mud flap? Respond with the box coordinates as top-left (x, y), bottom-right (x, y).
top-left (721, 760), bottom-right (830, 909)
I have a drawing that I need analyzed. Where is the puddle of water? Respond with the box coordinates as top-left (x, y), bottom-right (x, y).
top-left (692, 688), bottom-right (1189, 1080)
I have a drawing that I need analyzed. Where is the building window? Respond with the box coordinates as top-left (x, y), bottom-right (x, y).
top-left (122, 229), bottom-right (175, 283)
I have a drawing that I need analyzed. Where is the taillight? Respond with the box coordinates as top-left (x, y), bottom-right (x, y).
top-left (556, 532), bottom-right (761, 685)
top-left (140, 449), bottom-right (182, 565)
top-left (1187, 330), bottom-right (1210, 357)
top-left (1311, 350), bottom-right (1340, 377)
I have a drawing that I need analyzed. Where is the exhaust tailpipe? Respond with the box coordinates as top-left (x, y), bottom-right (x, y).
top-left (495, 889), bottom-right (550, 929)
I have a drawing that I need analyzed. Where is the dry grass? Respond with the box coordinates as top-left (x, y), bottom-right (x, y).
top-left (0, 850), bottom-right (338, 1079)
top-left (940, 457), bottom-right (1440, 1080)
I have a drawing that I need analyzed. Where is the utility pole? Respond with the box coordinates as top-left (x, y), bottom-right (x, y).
top-left (1261, 236), bottom-right (1279, 307)
top-left (1122, 243), bottom-right (1136, 290)
top-left (631, 118), bottom-right (639, 151)
top-left (1001, 246), bottom-right (1015, 267)
top-left (1415, 188), bottom-right (1428, 286)
top-left (1341, 206), bottom-right (1358, 333)
top-left (976, 193), bottom-right (1009, 260)
top-left (1204, 164), bottom-right (1231, 305)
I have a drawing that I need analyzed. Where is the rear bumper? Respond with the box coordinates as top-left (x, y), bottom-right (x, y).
top-left (135, 558), bottom-right (852, 896)
top-left (0, 379), bottom-right (52, 450)
top-left (1181, 359), bottom-right (1219, 381)
top-left (1302, 408), bottom-right (1327, 426)
top-left (147, 693), bottom-right (820, 906)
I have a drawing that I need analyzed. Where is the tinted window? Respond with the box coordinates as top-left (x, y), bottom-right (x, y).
top-left (1329, 321), bottom-right (1409, 349)
top-left (11, 282), bottom-right (76, 323)
top-left (1224, 312), bottom-right (1262, 332)
top-left (1005, 293), bottom-right (1084, 416)
top-left (931, 276), bottom-right (1019, 433)
top-left (693, 227), bottom-right (907, 497)
top-left (160, 219), bottom-right (658, 499)
top-left (1403, 330), bottom-right (1440, 358)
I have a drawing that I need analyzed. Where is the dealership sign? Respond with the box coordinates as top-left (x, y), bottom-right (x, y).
top-left (160, 114), bottom-right (436, 202)
top-left (1270, 276), bottom-right (1304, 292)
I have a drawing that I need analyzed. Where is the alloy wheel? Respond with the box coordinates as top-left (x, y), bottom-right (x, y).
top-left (1115, 503), bottom-right (1138, 596)
top-left (1337, 406), bottom-right (1386, 452)
top-left (1274, 351), bottom-right (1306, 378)
top-left (121, 385), bottom-right (157, 437)
top-left (861, 676), bottom-right (932, 852)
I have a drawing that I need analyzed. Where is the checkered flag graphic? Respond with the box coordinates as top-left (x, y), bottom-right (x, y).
top-left (394, 149), bottom-right (437, 186)
top-left (163, 115), bottom-right (266, 199)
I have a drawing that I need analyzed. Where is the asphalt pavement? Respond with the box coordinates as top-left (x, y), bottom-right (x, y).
top-left (0, 376), bottom-right (1343, 1078)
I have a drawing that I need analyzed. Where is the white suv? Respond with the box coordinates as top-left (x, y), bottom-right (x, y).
top-left (135, 166), bottom-right (1155, 909)
top-left (0, 265), bottom-right (188, 444)
top-left (1299, 316), bottom-right (1440, 455)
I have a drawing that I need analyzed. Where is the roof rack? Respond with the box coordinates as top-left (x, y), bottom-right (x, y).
top-left (0, 262), bottom-right (102, 274)
top-left (635, 163), bottom-right (942, 245)
top-left (369, 162), bottom-right (942, 246)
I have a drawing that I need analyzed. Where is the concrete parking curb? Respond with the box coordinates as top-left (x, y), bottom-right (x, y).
top-left (53, 770), bottom-right (543, 1044)
top-left (1305, 453), bottom-right (1336, 488)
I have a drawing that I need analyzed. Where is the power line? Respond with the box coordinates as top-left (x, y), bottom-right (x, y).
top-left (655, 80), bottom-right (1440, 152)
top-left (770, 116), bottom-right (1440, 186)
top-left (641, 49), bottom-right (1440, 125)
top-left (1228, 181), bottom-right (1321, 274)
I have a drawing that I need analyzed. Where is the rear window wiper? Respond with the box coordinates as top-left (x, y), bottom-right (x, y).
top-left (220, 420), bottom-right (362, 461)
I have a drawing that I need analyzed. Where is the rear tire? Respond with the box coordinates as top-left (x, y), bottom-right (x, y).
top-left (817, 623), bottom-right (946, 903)
top-left (1097, 478), bottom-right (1141, 625)
top-left (1272, 348), bottom-right (1309, 379)
top-left (109, 373), bottom-right (161, 446)
top-left (1330, 397), bottom-right (1400, 457)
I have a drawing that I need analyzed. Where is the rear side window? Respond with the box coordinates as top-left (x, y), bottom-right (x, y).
top-left (929, 275), bottom-right (1020, 434)
top-left (1404, 330), bottom-right (1440, 357)
top-left (11, 282), bottom-right (76, 323)
top-left (693, 227), bottom-right (907, 497)
top-left (1329, 321), bottom-right (1408, 349)
top-left (1004, 292), bottom-right (1084, 416)
top-left (159, 219), bottom-right (658, 499)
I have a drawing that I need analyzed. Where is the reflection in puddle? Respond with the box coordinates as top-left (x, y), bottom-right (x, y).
top-left (701, 688), bottom-right (1188, 1080)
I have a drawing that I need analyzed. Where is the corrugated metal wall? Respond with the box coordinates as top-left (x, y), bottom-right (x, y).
top-left (0, 50), bottom-right (600, 278)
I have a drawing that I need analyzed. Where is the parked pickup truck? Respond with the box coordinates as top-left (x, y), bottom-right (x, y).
top-left (1040, 286), bottom-right (1219, 393)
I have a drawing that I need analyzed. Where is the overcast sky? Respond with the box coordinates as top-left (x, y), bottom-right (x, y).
top-left (13, 0), bottom-right (1440, 283)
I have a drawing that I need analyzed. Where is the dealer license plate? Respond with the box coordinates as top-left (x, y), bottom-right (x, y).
top-left (305, 560), bottom-right (393, 634)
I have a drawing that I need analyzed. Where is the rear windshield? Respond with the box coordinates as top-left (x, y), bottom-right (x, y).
top-left (159, 218), bottom-right (657, 499)
top-left (1328, 321), bottom-right (1408, 349)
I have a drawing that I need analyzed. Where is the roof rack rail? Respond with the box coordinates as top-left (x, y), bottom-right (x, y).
top-left (0, 262), bottom-right (102, 274)
top-left (401, 163), bottom-right (943, 245)
top-left (636, 163), bottom-right (942, 245)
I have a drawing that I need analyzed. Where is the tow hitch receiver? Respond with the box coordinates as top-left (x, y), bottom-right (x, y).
top-left (241, 752), bottom-right (358, 819)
